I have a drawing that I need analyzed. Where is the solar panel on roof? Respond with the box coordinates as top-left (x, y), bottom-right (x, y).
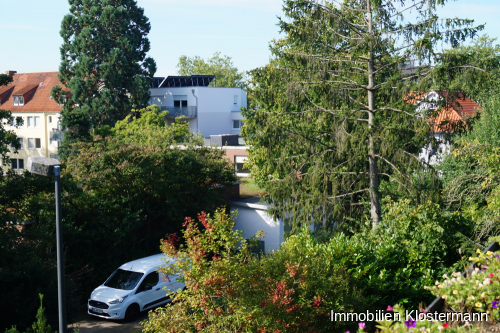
top-left (158, 75), bottom-right (215, 88)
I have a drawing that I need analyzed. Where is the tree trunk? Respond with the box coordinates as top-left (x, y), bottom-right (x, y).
top-left (367, 0), bottom-right (382, 227)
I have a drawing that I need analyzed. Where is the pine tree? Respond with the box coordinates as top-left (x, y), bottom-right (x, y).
top-left (52, 0), bottom-right (156, 151)
top-left (243, 0), bottom-right (484, 228)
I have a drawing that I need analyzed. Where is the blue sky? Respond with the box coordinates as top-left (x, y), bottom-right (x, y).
top-left (0, 0), bottom-right (499, 77)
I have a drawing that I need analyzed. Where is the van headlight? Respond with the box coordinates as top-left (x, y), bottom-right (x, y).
top-left (108, 295), bottom-right (128, 304)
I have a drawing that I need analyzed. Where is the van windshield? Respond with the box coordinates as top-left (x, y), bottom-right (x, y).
top-left (104, 269), bottom-right (144, 290)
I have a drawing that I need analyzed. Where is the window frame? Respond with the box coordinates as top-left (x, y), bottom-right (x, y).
top-left (11, 158), bottom-right (24, 170)
top-left (13, 95), bottom-right (24, 106)
top-left (28, 138), bottom-right (41, 149)
top-left (232, 120), bottom-right (241, 129)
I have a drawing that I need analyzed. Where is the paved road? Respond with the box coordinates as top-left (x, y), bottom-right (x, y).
top-left (70, 309), bottom-right (148, 333)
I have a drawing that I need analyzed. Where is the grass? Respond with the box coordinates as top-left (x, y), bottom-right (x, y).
top-left (239, 177), bottom-right (267, 198)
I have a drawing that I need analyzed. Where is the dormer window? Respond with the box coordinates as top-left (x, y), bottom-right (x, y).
top-left (13, 96), bottom-right (24, 106)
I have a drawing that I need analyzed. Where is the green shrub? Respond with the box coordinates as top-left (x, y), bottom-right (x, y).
top-left (143, 209), bottom-right (368, 333)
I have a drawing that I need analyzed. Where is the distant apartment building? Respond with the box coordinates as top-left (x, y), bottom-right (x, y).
top-left (149, 75), bottom-right (247, 138)
top-left (0, 71), bottom-right (63, 171)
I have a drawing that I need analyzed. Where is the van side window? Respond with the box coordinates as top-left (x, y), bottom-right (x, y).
top-left (137, 272), bottom-right (159, 292)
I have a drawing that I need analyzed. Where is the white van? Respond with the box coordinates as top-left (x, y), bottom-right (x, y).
top-left (88, 253), bottom-right (184, 321)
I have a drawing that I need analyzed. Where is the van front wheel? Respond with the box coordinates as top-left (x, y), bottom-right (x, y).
top-left (124, 304), bottom-right (140, 322)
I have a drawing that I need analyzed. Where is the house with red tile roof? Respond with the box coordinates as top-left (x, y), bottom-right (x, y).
top-left (1, 71), bottom-right (64, 171)
top-left (414, 90), bottom-right (482, 164)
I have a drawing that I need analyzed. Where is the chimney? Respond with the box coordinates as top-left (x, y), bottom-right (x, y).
top-left (5, 70), bottom-right (17, 76)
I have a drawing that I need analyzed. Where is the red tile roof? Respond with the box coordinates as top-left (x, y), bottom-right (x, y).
top-left (440, 91), bottom-right (480, 119)
top-left (0, 85), bottom-right (14, 95)
top-left (13, 84), bottom-right (39, 96)
top-left (0, 72), bottom-right (64, 113)
top-left (409, 90), bottom-right (482, 132)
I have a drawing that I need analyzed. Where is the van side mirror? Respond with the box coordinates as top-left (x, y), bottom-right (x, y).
top-left (144, 285), bottom-right (153, 291)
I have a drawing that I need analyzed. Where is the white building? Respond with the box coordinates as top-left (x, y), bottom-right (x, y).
top-left (1, 71), bottom-right (63, 171)
top-left (149, 75), bottom-right (247, 138)
top-left (229, 197), bottom-right (315, 253)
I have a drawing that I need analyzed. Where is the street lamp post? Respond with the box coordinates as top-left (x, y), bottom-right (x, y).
top-left (27, 157), bottom-right (66, 333)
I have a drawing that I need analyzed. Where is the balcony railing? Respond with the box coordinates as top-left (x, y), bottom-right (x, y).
top-left (160, 106), bottom-right (197, 118)
top-left (50, 130), bottom-right (64, 142)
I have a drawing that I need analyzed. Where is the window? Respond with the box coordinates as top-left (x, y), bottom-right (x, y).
top-left (232, 120), bottom-right (241, 129)
top-left (11, 158), bottom-right (24, 170)
top-left (13, 96), bottom-right (24, 106)
top-left (48, 116), bottom-right (52, 124)
top-left (174, 100), bottom-right (188, 107)
top-left (234, 95), bottom-right (238, 105)
top-left (11, 138), bottom-right (23, 150)
top-left (104, 269), bottom-right (144, 291)
top-left (235, 156), bottom-right (250, 176)
top-left (137, 272), bottom-right (159, 293)
top-left (28, 138), bottom-right (41, 149)
top-left (27, 116), bottom-right (40, 128)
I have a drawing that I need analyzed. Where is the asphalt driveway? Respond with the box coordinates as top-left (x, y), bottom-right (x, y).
top-left (70, 308), bottom-right (148, 333)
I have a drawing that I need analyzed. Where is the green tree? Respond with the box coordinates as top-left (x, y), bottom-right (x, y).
top-left (0, 111), bottom-right (236, 329)
top-left (434, 35), bottom-right (500, 102)
top-left (177, 52), bottom-right (247, 89)
top-left (242, 0), bottom-right (484, 228)
top-left (52, 0), bottom-right (157, 149)
top-left (0, 75), bottom-right (23, 167)
top-left (0, 74), bottom-right (13, 87)
top-left (110, 105), bottom-right (195, 144)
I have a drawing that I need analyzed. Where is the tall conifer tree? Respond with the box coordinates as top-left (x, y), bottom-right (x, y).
top-left (243, 0), bottom-right (484, 228)
top-left (52, 0), bottom-right (156, 149)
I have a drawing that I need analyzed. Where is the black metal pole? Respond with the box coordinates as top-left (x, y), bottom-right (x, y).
top-left (54, 165), bottom-right (66, 333)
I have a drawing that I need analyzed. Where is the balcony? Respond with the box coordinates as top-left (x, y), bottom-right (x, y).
top-left (50, 130), bottom-right (64, 142)
top-left (160, 106), bottom-right (197, 119)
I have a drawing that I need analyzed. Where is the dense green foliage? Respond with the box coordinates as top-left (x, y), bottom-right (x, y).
top-left (4, 294), bottom-right (55, 333)
top-left (0, 74), bottom-right (13, 87)
top-left (434, 35), bottom-right (500, 102)
top-left (145, 199), bottom-right (470, 332)
top-left (52, 0), bottom-right (156, 148)
top-left (0, 109), bottom-right (236, 331)
top-left (0, 111), bottom-right (23, 165)
top-left (177, 52), bottom-right (247, 89)
top-left (242, 0), bottom-right (483, 228)
top-left (436, 36), bottom-right (500, 247)
top-left (0, 76), bottom-right (23, 166)
top-left (0, 206), bottom-right (79, 331)
top-left (145, 209), bottom-right (368, 333)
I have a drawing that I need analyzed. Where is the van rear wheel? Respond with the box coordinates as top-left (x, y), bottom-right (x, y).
top-left (124, 304), bottom-right (140, 322)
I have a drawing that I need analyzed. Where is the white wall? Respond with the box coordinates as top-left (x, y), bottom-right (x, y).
top-left (6, 112), bottom-right (61, 170)
top-left (150, 86), bottom-right (247, 138)
top-left (230, 204), bottom-right (283, 254)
